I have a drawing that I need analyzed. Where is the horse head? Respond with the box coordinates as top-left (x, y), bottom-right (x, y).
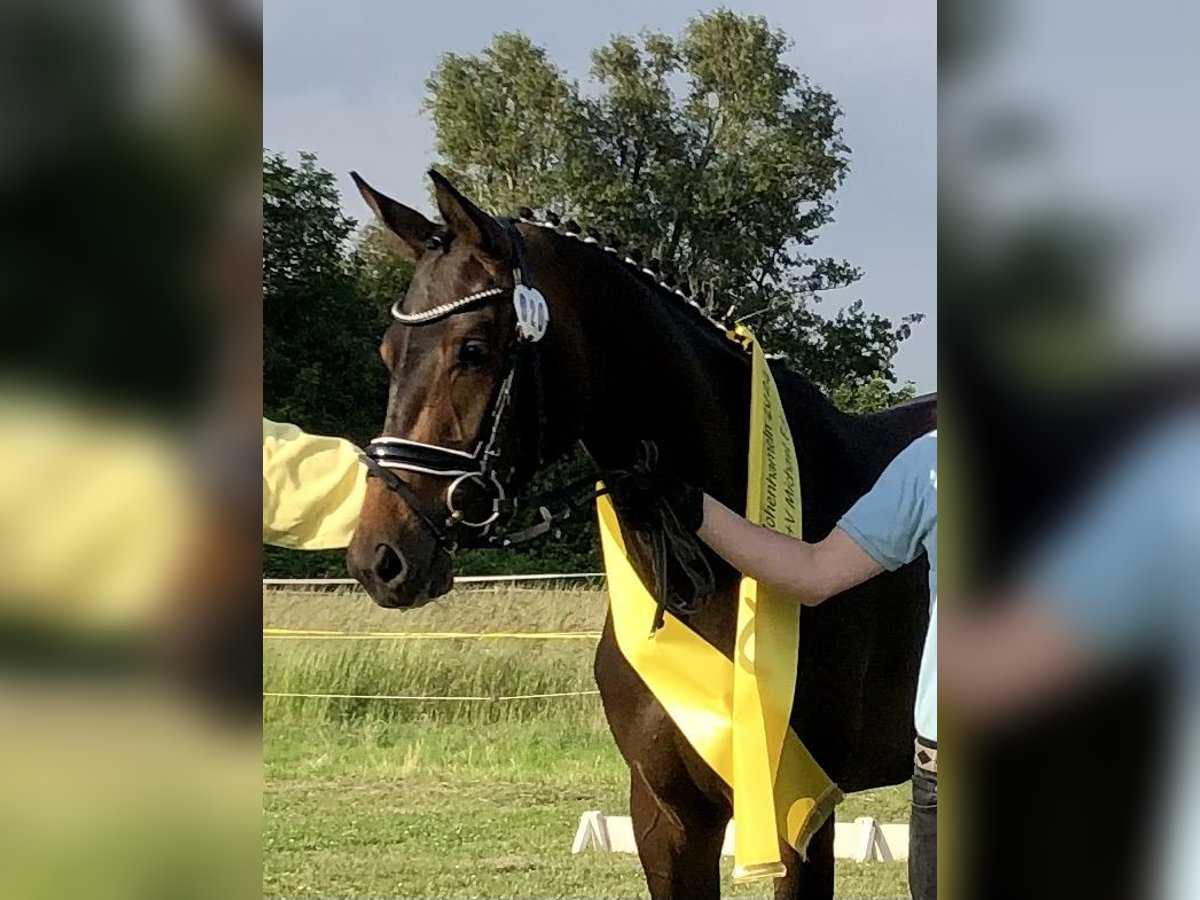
top-left (345, 170), bottom-right (585, 608)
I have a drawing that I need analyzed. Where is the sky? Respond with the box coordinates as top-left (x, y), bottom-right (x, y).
top-left (264, 0), bottom-right (936, 391)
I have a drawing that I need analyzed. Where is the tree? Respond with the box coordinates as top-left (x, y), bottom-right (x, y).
top-left (425, 12), bottom-right (921, 409)
top-left (263, 151), bottom-right (385, 447)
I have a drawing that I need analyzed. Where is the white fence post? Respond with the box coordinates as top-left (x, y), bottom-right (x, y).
top-left (571, 811), bottom-right (610, 853)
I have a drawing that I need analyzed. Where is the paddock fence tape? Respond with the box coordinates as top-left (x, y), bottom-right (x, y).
top-left (264, 628), bottom-right (602, 641)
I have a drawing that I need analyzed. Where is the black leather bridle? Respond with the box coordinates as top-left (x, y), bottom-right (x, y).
top-left (359, 221), bottom-right (561, 554)
top-left (359, 219), bottom-right (716, 627)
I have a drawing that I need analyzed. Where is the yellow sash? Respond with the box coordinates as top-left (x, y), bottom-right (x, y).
top-left (597, 326), bottom-right (841, 881)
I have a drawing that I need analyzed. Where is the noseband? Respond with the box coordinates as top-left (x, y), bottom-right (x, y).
top-left (359, 221), bottom-right (552, 554)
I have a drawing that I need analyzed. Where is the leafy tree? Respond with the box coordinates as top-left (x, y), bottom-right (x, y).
top-left (263, 151), bottom-right (385, 447)
top-left (425, 12), bottom-right (921, 407)
top-left (828, 377), bottom-right (918, 416)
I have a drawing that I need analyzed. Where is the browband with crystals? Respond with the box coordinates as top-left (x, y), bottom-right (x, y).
top-left (390, 286), bottom-right (507, 325)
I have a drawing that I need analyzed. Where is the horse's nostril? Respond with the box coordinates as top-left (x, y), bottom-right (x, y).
top-left (373, 543), bottom-right (408, 585)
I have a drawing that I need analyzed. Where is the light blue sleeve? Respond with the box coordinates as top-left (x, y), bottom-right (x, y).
top-left (837, 431), bottom-right (937, 571)
top-left (1029, 414), bottom-right (1199, 657)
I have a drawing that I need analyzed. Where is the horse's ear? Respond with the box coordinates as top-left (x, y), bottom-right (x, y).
top-left (429, 169), bottom-right (509, 260)
top-left (351, 171), bottom-right (435, 259)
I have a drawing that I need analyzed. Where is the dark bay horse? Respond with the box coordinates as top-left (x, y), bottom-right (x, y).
top-left (346, 169), bottom-right (935, 899)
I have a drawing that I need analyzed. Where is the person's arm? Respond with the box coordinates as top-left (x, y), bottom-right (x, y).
top-left (262, 419), bottom-right (367, 549)
top-left (698, 494), bottom-right (884, 605)
top-left (698, 430), bottom-right (937, 605)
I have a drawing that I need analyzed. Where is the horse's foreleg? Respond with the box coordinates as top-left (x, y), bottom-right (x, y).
top-left (629, 760), bottom-right (727, 900)
top-left (773, 819), bottom-right (835, 900)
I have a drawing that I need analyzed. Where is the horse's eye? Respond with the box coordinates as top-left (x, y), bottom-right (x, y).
top-left (457, 338), bottom-right (490, 368)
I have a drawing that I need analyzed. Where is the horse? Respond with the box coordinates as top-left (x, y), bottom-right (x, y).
top-left (345, 168), bottom-right (935, 899)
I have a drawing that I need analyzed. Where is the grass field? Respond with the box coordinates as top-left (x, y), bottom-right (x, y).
top-left (264, 586), bottom-right (910, 898)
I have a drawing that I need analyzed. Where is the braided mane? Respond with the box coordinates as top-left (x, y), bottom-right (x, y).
top-left (512, 208), bottom-right (734, 337)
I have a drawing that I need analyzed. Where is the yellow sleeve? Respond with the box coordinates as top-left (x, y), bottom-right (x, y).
top-left (262, 419), bottom-right (367, 550)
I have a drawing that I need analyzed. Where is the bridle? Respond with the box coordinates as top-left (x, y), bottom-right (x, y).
top-left (359, 221), bottom-right (563, 554)
top-left (357, 216), bottom-right (716, 626)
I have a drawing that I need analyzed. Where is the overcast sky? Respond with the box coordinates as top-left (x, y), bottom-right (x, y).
top-left (264, 0), bottom-right (936, 390)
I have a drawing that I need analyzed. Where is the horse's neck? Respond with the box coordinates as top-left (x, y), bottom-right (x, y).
top-left (537, 244), bottom-right (751, 646)
top-left (567, 265), bottom-right (750, 507)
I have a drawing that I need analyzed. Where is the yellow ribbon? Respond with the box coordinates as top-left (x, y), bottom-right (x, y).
top-left (598, 325), bottom-right (840, 882)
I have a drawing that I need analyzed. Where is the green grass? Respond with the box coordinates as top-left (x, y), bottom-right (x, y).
top-left (264, 587), bottom-right (910, 898)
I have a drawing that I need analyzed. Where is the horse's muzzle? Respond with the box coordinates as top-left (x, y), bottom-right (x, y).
top-left (346, 536), bottom-right (453, 609)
